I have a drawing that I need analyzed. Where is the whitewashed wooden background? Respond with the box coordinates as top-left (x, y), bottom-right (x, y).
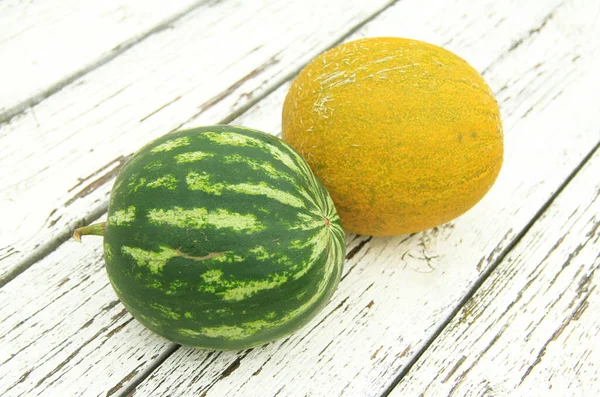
top-left (1, 0), bottom-right (599, 396)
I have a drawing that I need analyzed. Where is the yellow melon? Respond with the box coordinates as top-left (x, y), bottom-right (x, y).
top-left (282, 37), bottom-right (503, 236)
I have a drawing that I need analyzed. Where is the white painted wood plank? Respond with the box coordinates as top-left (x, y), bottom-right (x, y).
top-left (0, 0), bottom-right (393, 283)
top-left (0, 214), bottom-right (361, 396)
top-left (129, 1), bottom-right (600, 396)
top-left (0, 216), bottom-right (175, 397)
top-left (1, 0), bottom-right (597, 396)
top-left (0, 0), bottom-right (201, 121)
top-left (0, 1), bottom-right (390, 393)
top-left (390, 140), bottom-right (600, 397)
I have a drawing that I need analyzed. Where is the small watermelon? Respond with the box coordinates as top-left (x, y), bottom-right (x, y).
top-left (74, 125), bottom-right (345, 350)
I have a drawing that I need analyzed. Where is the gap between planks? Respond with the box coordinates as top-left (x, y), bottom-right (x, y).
top-left (0, 0), bottom-right (592, 392)
top-left (0, 2), bottom-right (399, 394)
top-left (121, 1), bottom-right (595, 395)
top-left (123, 0), bottom-right (600, 394)
top-left (0, 0), bottom-right (212, 125)
top-left (0, 0), bottom-right (399, 288)
top-left (381, 143), bottom-right (600, 396)
top-left (111, 243), bottom-right (376, 396)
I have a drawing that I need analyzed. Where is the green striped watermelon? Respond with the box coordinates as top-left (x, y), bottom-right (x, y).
top-left (74, 125), bottom-right (345, 349)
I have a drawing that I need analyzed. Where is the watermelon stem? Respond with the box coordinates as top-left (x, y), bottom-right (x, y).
top-left (73, 222), bottom-right (106, 242)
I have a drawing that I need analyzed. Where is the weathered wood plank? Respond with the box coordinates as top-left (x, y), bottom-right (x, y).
top-left (129, 0), bottom-right (600, 396)
top-left (390, 142), bottom-right (600, 397)
top-left (0, 1), bottom-right (392, 392)
top-left (0, 0), bottom-right (202, 121)
top-left (2, 0), bottom-right (597, 396)
top-left (0, 214), bottom-right (360, 396)
top-left (0, 0), bottom-right (393, 283)
top-left (0, 217), bottom-right (175, 397)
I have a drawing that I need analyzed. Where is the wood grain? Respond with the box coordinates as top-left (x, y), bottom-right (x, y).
top-left (0, 1), bottom-right (391, 393)
top-left (0, 0), bottom-right (202, 122)
top-left (0, 0), bottom-right (393, 283)
top-left (0, 214), bottom-right (174, 397)
top-left (390, 139), bottom-right (600, 397)
top-left (0, 217), bottom-right (361, 396)
top-left (129, 0), bottom-right (600, 395)
top-left (1, 0), bottom-right (598, 396)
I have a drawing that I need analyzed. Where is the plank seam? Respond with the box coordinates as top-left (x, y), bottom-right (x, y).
top-left (217, 0), bottom-right (401, 126)
top-left (0, 0), bottom-right (214, 125)
top-left (480, 0), bottom-right (566, 76)
top-left (79, 2), bottom-right (404, 394)
top-left (381, 138), bottom-right (600, 396)
top-left (0, 0), bottom-right (400, 288)
top-left (116, 343), bottom-right (180, 397)
top-left (0, 201), bottom-right (108, 288)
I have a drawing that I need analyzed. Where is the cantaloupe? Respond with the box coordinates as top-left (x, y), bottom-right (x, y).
top-left (282, 37), bottom-right (503, 236)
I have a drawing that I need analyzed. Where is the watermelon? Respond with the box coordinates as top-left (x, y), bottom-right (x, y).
top-left (74, 125), bottom-right (345, 350)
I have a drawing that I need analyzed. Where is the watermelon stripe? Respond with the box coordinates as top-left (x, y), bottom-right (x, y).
top-left (144, 160), bottom-right (164, 170)
top-left (128, 177), bottom-right (147, 193)
top-left (174, 151), bottom-right (214, 163)
top-left (200, 130), bottom-right (306, 179)
top-left (147, 207), bottom-right (265, 233)
top-left (147, 174), bottom-right (178, 189)
top-left (122, 246), bottom-right (180, 274)
top-left (108, 206), bottom-right (136, 226)
top-left (223, 154), bottom-right (292, 182)
top-left (150, 302), bottom-right (181, 320)
top-left (186, 171), bottom-right (305, 208)
top-left (150, 136), bottom-right (191, 153)
top-left (223, 183), bottom-right (305, 208)
top-left (103, 125), bottom-right (345, 349)
top-left (185, 172), bottom-right (225, 195)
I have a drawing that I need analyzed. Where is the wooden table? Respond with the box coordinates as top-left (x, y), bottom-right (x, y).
top-left (1, 0), bottom-right (599, 395)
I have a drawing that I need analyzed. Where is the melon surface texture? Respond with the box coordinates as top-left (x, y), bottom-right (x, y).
top-left (76, 126), bottom-right (345, 349)
top-left (282, 37), bottom-right (504, 235)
